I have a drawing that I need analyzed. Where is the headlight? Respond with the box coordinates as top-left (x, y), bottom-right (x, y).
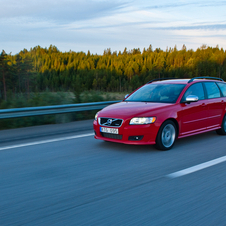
top-left (129, 117), bottom-right (156, 125)
top-left (95, 112), bottom-right (99, 121)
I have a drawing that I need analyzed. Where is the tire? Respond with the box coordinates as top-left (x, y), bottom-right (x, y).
top-left (155, 120), bottom-right (177, 150)
top-left (216, 114), bottom-right (226, 135)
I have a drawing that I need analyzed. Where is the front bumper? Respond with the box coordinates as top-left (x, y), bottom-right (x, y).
top-left (93, 120), bottom-right (159, 145)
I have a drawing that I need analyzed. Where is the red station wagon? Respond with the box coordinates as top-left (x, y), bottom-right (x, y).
top-left (93, 77), bottom-right (226, 150)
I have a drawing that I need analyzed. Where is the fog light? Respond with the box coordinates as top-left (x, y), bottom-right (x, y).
top-left (128, 136), bottom-right (143, 141)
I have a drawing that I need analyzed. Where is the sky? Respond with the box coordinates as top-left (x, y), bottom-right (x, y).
top-left (1, 0), bottom-right (226, 55)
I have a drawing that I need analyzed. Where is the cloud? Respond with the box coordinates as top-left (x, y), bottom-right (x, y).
top-left (137, 0), bottom-right (226, 10)
top-left (0, 0), bottom-right (129, 23)
top-left (1, 0), bottom-right (226, 54)
top-left (149, 23), bottom-right (226, 31)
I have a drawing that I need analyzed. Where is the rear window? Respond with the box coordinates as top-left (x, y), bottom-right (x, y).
top-left (204, 82), bottom-right (221, 99)
top-left (125, 84), bottom-right (186, 103)
top-left (217, 83), bottom-right (226, 97)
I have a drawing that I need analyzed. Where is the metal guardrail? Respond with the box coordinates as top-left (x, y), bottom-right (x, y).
top-left (0, 101), bottom-right (120, 119)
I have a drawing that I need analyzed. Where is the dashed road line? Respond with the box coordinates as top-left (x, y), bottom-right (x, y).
top-left (167, 156), bottom-right (226, 178)
top-left (0, 133), bottom-right (94, 151)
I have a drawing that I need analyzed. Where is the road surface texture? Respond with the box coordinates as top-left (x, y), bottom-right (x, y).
top-left (0, 119), bottom-right (226, 225)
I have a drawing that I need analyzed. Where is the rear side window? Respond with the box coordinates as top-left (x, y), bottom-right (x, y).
top-left (204, 82), bottom-right (221, 99)
top-left (182, 83), bottom-right (205, 101)
top-left (217, 83), bottom-right (226, 97)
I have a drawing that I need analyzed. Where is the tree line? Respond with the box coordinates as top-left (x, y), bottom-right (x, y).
top-left (0, 44), bottom-right (226, 102)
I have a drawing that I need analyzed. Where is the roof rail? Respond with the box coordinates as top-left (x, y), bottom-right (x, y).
top-left (188, 76), bottom-right (224, 83)
top-left (147, 77), bottom-right (176, 84)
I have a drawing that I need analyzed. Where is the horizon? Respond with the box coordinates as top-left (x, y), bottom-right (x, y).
top-left (2, 43), bottom-right (225, 56)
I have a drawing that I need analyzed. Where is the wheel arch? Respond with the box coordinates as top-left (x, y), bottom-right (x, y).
top-left (160, 118), bottom-right (179, 139)
top-left (155, 118), bottom-right (178, 150)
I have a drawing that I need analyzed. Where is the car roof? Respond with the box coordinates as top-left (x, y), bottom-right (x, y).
top-left (148, 77), bottom-right (225, 85)
top-left (152, 79), bottom-right (189, 84)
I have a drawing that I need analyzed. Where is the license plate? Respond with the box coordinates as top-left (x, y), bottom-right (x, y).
top-left (100, 127), bottom-right (119, 134)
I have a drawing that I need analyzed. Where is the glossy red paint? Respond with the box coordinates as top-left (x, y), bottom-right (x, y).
top-left (93, 78), bottom-right (226, 149)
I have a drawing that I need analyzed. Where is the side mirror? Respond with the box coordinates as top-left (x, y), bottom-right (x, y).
top-left (124, 94), bottom-right (129, 99)
top-left (185, 95), bottom-right (199, 103)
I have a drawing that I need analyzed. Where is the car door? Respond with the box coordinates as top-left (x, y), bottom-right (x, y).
top-left (204, 82), bottom-right (224, 129)
top-left (179, 82), bottom-right (208, 136)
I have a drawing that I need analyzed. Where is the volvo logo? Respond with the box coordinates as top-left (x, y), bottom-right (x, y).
top-left (102, 118), bottom-right (122, 127)
top-left (107, 119), bottom-right (113, 125)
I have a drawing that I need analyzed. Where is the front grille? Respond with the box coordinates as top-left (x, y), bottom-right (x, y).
top-left (101, 132), bottom-right (123, 140)
top-left (99, 118), bottom-right (123, 127)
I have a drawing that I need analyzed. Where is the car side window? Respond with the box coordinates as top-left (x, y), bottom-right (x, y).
top-left (182, 83), bottom-right (205, 102)
top-left (217, 83), bottom-right (226, 97)
top-left (204, 82), bottom-right (221, 99)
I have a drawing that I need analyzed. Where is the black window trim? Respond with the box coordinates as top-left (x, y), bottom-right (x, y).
top-left (202, 82), bottom-right (208, 99)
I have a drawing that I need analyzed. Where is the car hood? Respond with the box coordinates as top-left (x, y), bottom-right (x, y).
top-left (98, 101), bottom-right (172, 119)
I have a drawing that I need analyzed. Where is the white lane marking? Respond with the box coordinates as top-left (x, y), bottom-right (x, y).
top-left (0, 133), bottom-right (94, 151)
top-left (167, 156), bottom-right (226, 178)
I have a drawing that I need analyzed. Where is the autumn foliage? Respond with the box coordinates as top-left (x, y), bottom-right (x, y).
top-left (1, 44), bottom-right (226, 102)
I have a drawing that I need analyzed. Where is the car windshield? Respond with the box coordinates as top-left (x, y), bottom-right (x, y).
top-left (125, 83), bottom-right (186, 103)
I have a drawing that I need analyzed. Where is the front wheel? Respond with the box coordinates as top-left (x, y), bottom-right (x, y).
top-left (155, 120), bottom-right (177, 150)
top-left (216, 114), bottom-right (226, 135)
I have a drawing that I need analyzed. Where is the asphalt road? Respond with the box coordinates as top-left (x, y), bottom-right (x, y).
top-left (1, 120), bottom-right (226, 225)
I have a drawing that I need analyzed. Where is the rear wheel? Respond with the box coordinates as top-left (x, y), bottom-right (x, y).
top-left (155, 120), bottom-right (177, 150)
top-left (216, 114), bottom-right (226, 135)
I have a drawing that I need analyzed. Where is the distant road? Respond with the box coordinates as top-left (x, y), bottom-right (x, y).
top-left (1, 121), bottom-right (226, 225)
